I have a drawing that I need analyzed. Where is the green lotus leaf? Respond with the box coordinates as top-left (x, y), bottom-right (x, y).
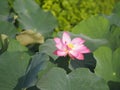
top-left (72, 16), bottom-right (110, 39)
top-left (94, 46), bottom-right (120, 82)
top-left (14, 0), bottom-right (57, 37)
top-left (37, 67), bottom-right (109, 90)
top-left (0, 21), bottom-right (18, 37)
top-left (0, 51), bottom-right (30, 90)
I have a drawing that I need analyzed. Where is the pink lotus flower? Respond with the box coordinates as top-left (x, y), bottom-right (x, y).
top-left (54, 32), bottom-right (90, 60)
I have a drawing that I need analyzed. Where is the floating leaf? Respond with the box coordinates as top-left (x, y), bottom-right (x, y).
top-left (37, 68), bottom-right (68, 90)
top-left (0, 51), bottom-right (30, 90)
top-left (94, 46), bottom-right (120, 82)
top-left (14, 0), bottom-right (57, 37)
top-left (0, 0), bottom-right (9, 16)
top-left (0, 21), bottom-right (18, 37)
top-left (7, 38), bottom-right (28, 52)
top-left (72, 16), bottom-right (110, 39)
top-left (37, 67), bottom-right (109, 90)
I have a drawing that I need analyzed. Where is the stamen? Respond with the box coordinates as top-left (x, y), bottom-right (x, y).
top-left (68, 43), bottom-right (74, 49)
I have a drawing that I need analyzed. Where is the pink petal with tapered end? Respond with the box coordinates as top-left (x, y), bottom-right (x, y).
top-left (56, 43), bottom-right (67, 50)
top-left (54, 38), bottom-right (61, 44)
top-left (69, 50), bottom-right (84, 60)
top-left (54, 50), bottom-right (67, 56)
top-left (76, 53), bottom-right (84, 60)
top-left (54, 38), bottom-right (64, 50)
top-left (56, 44), bottom-right (63, 50)
top-left (75, 45), bottom-right (90, 53)
top-left (71, 38), bottom-right (85, 45)
top-left (62, 32), bottom-right (71, 44)
top-left (68, 53), bottom-right (75, 60)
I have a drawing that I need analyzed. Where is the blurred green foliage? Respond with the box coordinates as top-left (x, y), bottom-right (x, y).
top-left (36, 0), bottom-right (118, 32)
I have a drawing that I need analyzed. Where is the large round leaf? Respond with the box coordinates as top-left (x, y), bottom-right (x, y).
top-left (69, 68), bottom-right (109, 90)
top-left (37, 68), bottom-right (68, 90)
top-left (0, 51), bottom-right (30, 90)
top-left (94, 47), bottom-right (120, 82)
top-left (7, 39), bottom-right (28, 52)
top-left (14, 0), bottom-right (57, 37)
top-left (37, 68), bottom-right (109, 90)
top-left (72, 16), bottom-right (110, 39)
top-left (0, 21), bottom-right (18, 37)
top-left (0, 0), bottom-right (9, 16)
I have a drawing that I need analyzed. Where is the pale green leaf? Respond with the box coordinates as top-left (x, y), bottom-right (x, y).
top-left (37, 68), bottom-right (109, 90)
top-left (94, 47), bottom-right (120, 82)
top-left (72, 16), bottom-right (110, 39)
top-left (14, 0), bottom-right (57, 37)
top-left (0, 51), bottom-right (30, 90)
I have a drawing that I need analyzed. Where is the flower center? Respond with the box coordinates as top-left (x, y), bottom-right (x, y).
top-left (68, 43), bottom-right (74, 49)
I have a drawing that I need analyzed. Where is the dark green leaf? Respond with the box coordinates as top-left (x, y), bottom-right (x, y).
top-left (26, 86), bottom-right (40, 90)
top-left (21, 53), bottom-right (49, 88)
top-left (55, 56), bottom-right (71, 73)
top-left (70, 53), bottom-right (96, 72)
top-left (108, 81), bottom-right (120, 90)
